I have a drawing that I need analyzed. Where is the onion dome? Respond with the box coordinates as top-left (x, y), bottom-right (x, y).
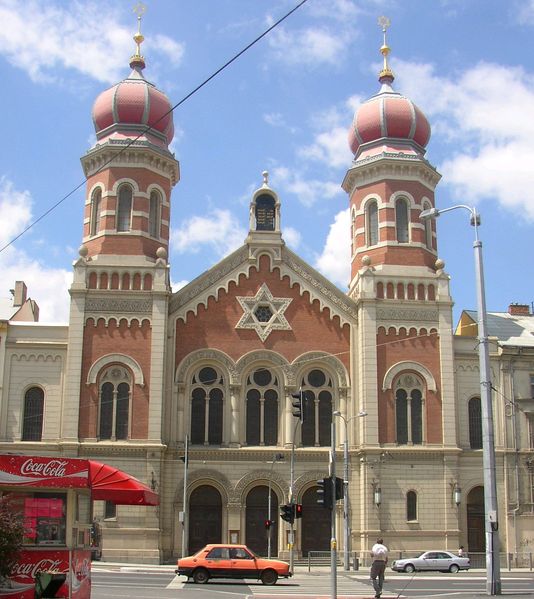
top-left (91, 9), bottom-right (174, 150)
top-left (348, 17), bottom-right (430, 159)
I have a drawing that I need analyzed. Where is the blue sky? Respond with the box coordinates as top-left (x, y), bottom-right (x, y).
top-left (0, 0), bottom-right (532, 324)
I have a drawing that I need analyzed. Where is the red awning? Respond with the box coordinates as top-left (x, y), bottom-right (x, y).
top-left (88, 461), bottom-right (159, 506)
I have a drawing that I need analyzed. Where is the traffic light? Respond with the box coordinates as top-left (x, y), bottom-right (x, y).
top-left (335, 476), bottom-right (343, 500)
top-left (291, 389), bottom-right (304, 421)
top-left (295, 504), bottom-right (303, 519)
top-left (280, 503), bottom-right (295, 524)
top-left (316, 477), bottom-right (333, 510)
top-left (264, 519), bottom-right (274, 530)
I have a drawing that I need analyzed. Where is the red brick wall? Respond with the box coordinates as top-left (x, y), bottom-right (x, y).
top-left (79, 318), bottom-right (152, 439)
top-left (376, 326), bottom-right (442, 444)
top-left (175, 255), bottom-right (350, 371)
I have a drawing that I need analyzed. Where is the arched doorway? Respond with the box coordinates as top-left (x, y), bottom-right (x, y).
top-left (301, 486), bottom-right (330, 557)
top-left (245, 485), bottom-right (279, 556)
top-left (188, 485), bottom-right (222, 555)
top-left (467, 486), bottom-right (485, 554)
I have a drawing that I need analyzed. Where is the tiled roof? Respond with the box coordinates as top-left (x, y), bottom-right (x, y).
top-left (465, 310), bottom-right (534, 347)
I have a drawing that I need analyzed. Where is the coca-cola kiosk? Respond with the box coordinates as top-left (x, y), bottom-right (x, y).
top-left (0, 454), bottom-right (159, 598)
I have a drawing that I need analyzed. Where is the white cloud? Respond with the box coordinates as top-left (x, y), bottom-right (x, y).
top-left (517, 0), bottom-right (534, 24)
top-left (0, 0), bottom-right (184, 84)
top-left (268, 26), bottom-right (348, 67)
top-left (272, 166), bottom-right (342, 206)
top-left (0, 177), bottom-right (71, 322)
top-left (171, 209), bottom-right (246, 257)
top-left (393, 59), bottom-right (534, 219)
top-left (314, 209), bottom-right (350, 288)
top-left (282, 226), bottom-right (301, 249)
top-left (263, 112), bottom-right (297, 134)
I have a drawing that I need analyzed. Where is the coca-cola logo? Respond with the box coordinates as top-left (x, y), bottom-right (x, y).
top-left (10, 559), bottom-right (64, 580)
top-left (73, 558), bottom-right (90, 579)
top-left (20, 459), bottom-right (68, 478)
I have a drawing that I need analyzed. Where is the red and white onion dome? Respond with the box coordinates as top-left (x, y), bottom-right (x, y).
top-left (92, 44), bottom-right (174, 150)
top-left (348, 37), bottom-right (430, 159)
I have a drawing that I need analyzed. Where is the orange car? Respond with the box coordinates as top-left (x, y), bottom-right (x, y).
top-left (175, 543), bottom-right (292, 585)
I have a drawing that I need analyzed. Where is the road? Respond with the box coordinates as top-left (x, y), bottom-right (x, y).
top-left (90, 566), bottom-right (534, 598)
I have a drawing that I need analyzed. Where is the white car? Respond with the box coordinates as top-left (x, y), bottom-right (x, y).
top-left (391, 551), bottom-right (470, 573)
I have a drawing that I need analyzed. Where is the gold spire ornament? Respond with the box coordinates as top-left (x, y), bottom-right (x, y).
top-left (130, 2), bottom-right (146, 69)
top-left (377, 15), bottom-right (394, 81)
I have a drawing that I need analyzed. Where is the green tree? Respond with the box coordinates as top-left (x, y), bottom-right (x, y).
top-left (0, 495), bottom-right (24, 579)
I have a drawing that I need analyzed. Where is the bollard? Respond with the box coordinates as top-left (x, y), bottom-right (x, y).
top-left (353, 552), bottom-right (359, 571)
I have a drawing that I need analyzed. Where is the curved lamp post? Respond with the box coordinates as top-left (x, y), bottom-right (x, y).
top-left (420, 204), bottom-right (501, 595)
top-left (332, 410), bottom-right (367, 571)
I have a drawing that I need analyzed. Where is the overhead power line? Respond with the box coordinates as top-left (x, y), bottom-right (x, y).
top-left (0, 0), bottom-right (310, 255)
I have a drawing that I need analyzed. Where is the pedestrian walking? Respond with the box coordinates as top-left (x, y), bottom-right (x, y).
top-left (458, 545), bottom-right (465, 557)
top-left (370, 537), bottom-right (388, 599)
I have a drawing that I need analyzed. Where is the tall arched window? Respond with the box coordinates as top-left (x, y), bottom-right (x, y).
top-left (395, 374), bottom-right (424, 445)
top-left (116, 185), bottom-right (132, 232)
top-left (90, 188), bottom-right (102, 236)
top-left (22, 387), bottom-right (44, 441)
top-left (255, 194), bottom-right (275, 231)
top-left (395, 197), bottom-right (409, 243)
top-left (98, 367), bottom-right (131, 440)
top-left (301, 369), bottom-right (332, 447)
top-left (468, 397), bottom-right (482, 449)
top-left (246, 368), bottom-right (278, 446)
top-left (367, 201), bottom-right (379, 246)
top-left (190, 366), bottom-right (224, 445)
top-left (422, 202), bottom-right (433, 249)
top-left (406, 490), bottom-right (417, 521)
top-left (148, 190), bottom-right (160, 238)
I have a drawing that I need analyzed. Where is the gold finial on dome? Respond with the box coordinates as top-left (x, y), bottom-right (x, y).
top-left (377, 15), bottom-right (394, 82)
top-left (130, 2), bottom-right (146, 69)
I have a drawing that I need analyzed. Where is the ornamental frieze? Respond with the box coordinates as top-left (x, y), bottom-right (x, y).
top-left (376, 308), bottom-right (439, 322)
top-left (85, 298), bottom-right (152, 313)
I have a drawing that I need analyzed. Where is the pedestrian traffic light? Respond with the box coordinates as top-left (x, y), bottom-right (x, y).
top-left (335, 476), bottom-right (343, 500)
top-left (295, 504), bottom-right (303, 519)
top-left (264, 519), bottom-right (274, 530)
top-left (291, 389), bottom-right (305, 422)
top-left (316, 477), bottom-right (333, 509)
top-left (280, 503), bottom-right (295, 524)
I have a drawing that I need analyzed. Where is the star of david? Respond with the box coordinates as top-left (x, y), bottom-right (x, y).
top-left (236, 283), bottom-right (292, 342)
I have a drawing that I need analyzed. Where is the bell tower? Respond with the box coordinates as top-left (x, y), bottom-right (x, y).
top-left (344, 18), bottom-right (457, 456)
top-left (61, 10), bottom-right (178, 454)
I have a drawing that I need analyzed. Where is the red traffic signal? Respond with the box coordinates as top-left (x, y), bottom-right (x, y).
top-left (264, 519), bottom-right (274, 530)
top-left (295, 504), bottom-right (303, 519)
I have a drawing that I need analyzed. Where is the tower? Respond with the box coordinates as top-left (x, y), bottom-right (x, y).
top-left (343, 18), bottom-right (457, 458)
top-left (62, 12), bottom-right (179, 463)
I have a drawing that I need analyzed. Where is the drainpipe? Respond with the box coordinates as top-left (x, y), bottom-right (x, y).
top-left (509, 355), bottom-right (521, 559)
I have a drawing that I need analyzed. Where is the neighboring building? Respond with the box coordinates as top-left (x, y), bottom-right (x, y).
top-left (0, 23), bottom-right (533, 564)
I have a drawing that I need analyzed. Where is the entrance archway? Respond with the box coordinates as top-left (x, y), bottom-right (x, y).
top-left (188, 485), bottom-right (222, 554)
top-left (245, 485), bottom-right (279, 556)
top-left (301, 486), bottom-right (330, 557)
top-left (467, 486), bottom-right (485, 553)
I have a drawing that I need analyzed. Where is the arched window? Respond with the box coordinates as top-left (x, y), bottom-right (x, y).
top-left (148, 190), bottom-right (160, 238)
top-left (395, 198), bottom-right (409, 243)
top-left (406, 490), bottom-right (417, 521)
top-left (116, 185), bottom-right (132, 232)
top-left (468, 397), bottom-right (483, 449)
top-left (301, 369), bottom-right (332, 447)
top-left (367, 201), bottom-right (379, 246)
top-left (423, 202), bottom-right (433, 249)
top-left (254, 194), bottom-right (275, 231)
top-left (90, 188), bottom-right (102, 236)
top-left (22, 387), bottom-right (44, 441)
top-left (98, 367), bottom-right (131, 440)
top-left (245, 368), bottom-right (278, 446)
top-left (190, 366), bottom-right (224, 445)
top-left (395, 373), bottom-right (424, 445)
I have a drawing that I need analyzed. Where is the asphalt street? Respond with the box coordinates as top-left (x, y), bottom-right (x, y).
top-left (90, 563), bottom-right (534, 598)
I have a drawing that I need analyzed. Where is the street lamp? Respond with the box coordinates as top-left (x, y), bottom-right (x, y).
top-left (420, 204), bottom-right (501, 595)
top-left (332, 410), bottom-right (368, 571)
top-left (268, 453), bottom-right (284, 558)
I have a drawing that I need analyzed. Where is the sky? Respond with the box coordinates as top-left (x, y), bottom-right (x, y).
top-left (0, 0), bottom-right (533, 325)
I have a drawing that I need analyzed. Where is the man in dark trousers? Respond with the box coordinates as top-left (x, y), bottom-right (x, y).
top-left (370, 537), bottom-right (388, 598)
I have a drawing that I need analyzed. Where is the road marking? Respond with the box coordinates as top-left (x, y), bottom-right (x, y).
top-left (166, 575), bottom-right (185, 589)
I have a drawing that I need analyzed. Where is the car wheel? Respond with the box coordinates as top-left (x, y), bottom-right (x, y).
top-left (260, 569), bottom-right (278, 585)
top-left (404, 564), bottom-right (415, 574)
top-left (449, 564), bottom-right (460, 573)
top-left (192, 568), bottom-right (210, 584)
